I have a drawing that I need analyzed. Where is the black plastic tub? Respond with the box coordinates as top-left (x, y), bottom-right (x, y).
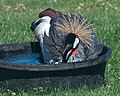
top-left (0, 42), bottom-right (111, 91)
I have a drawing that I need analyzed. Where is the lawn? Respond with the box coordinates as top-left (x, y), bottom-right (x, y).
top-left (0, 0), bottom-right (120, 96)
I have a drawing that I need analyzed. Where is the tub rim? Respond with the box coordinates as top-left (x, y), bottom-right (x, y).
top-left (0, 42), bottom-right (111, 71)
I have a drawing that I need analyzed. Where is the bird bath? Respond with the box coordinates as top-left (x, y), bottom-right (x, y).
top-left (0, 42), bottom-right (111, 91)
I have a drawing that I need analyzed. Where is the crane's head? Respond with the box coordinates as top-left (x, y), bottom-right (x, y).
top-left (62, 33), bottom-right (80, 63)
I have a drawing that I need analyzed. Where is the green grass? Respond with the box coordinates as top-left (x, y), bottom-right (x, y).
top-left (0, 0), bottom-right (120, 95)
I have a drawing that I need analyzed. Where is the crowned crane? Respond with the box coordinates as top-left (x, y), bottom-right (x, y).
top-left (31, 8), bottom-right (103, 64)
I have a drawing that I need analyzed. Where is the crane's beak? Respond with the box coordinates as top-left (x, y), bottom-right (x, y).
top-left (62, 44), bottom-right (73, 63)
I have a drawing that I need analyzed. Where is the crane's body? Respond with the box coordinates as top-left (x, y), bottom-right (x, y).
top-left (31, 9), bottom-right (103, 64)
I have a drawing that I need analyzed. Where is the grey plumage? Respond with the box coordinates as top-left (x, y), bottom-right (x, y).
top-left (51, 14), bottom-right (103, 62)
top-left (31, 13), bottom-right (103, 64)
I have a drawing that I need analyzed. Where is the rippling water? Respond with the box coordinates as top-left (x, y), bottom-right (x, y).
top-left (1, 53), bottom-right (41, 64)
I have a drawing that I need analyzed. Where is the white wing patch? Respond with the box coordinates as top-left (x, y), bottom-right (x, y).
top-left (34, 16), bottom-right (51, 38)
top-left (33, 16), bottom-right (53, 64)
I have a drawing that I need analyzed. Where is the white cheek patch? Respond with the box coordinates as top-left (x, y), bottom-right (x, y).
top-left (73, 38), bottom-right (79, 48)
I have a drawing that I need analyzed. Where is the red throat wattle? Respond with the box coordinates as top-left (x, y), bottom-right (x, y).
top-left (72, 48), bottom-right (78, 55)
